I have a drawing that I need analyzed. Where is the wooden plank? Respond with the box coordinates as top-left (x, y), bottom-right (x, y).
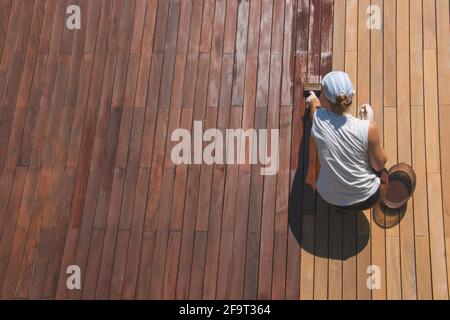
top-left (149, 168), bottom-right (175, 299)
top-left (436, 0), bottom-right (450, 105)
top-left (15, 0), bottom-right (46, 108)
top-left (231, 0), bottom-right (250, 107)
top-left (162, 231), bottom-right (181, 299)
top-left (91, 89), bottom-right (122, 230)
top-left (111, 0), bottom-right (137, 108)
top-left (0, 0), bottom-right (22, 100)
top-left (415, 236), bottom-right (433, 299)
top-left (427, 173), bottom-right (449, 299)
top-left (41, 168), bottom-right (76, 299)
top-left (65, 54), bottom-right (95, 167)
top-left (38, 0), bottom-right (67, 108)
top-left (313, 195), bottom-right (329, 300)
top-left (332, 0), bottom-right (345, 71)
top-left (176, 0), bottom-right (192, 54)
top-left (134, 0), bottom-right (157, 107)
top-left (181, 0), bottom-right (203, 109)
top-left (328, 207), bottom-right (343, 300)
top-left (223, 0), bottom-right (238, 54)
top-left (357, 210), bottom-right (371, 300)
top-left (54, 229), bottom-right (79, 299)
top-left (67, 53), bottom-right (107, 229)
top-left (217, 108), bottom-right (241, 298)
top-left (271, 0), bottom-right (285, 55)
top-left (144, 108), bottom-right (169, 231)
top-left (281, 0), bottom-right (294, 106)
top-left (342, 212), bottom-right (357, 299)
top-left (134, 231), bottom-right (156, 299)
top-left (355, 0), bottom-right (372, 300)
top-left (272, 106), bottom-right (291, 299)
top-left (0, 227), bottom-right (27, 298)
top-left (189, 231), bottom-right (208, 298)
top-left (206, 0), bottom-right (226, 108)
top-left (383, 0), bottom-right (397, 107)
top-left (175, 163), bottom-right (201, 298)
top-left (199, 0), bottom-right (215, 53)
top-left (130, 0), bottom-right (147, 53)
top-left (396, 0), bottom-right (417, 300)
top-left (423, 0), bottom-right (437, 49)
top-left (287, 0), bottom-right (307, 301)
top-left (258, 57), bottom-right (282, 300)
top-left (0, 0), bottom-right (12, 60)
top-left (411, 107), bottom-right (432, 299)
top-left (109, 230), bottom-right (130, 299)
top-left (42, 54), bottom-right (72, 167)
top-left (82, 229), bottom-right (104, 299)
top-left (410, 0), bottom-right (424, 107)
top-left (118, 108), bottom-right (145, 229)
top-left (440, 106), bottom-right (450, 295)
top-left (244, 106), bottom-right (266, 299)
top-left (229, 170), bottom-right (251, 299)
top-left (152, 0), bottom-right (170, 53)
top-left (386, 236), bottom-right (402, 299)
top-left (169, 108), bottom-right (192, 231)
top-left (14, 166), bottom-right (52, 298)
top-left (159, 0), bottom-right (181, 108)
top-left (255, 0), bottom-right (273, 107)
top-left (122, 168), bottom-right (150, 299)
top-left (95, 168), bottom-right (125, 299)
top-left (384, 107), bottom-right (402, 298)
top-left (423, 25), bottom-right (448, 298)
top-left (195, 108), bottom-right (217, 231)
top-left (70, 54), bottom-right (118, 291)
top-left (0, 167), bottom-right (26, 291)
top-left (139, 54), bottom-right (163, 167)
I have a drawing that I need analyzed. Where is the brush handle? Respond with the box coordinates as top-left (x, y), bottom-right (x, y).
top-left (303, 89), bottom-right (321, 98)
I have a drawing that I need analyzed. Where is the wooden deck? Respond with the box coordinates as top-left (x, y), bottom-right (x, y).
top-left (0, 0), bottom-right (449, 300)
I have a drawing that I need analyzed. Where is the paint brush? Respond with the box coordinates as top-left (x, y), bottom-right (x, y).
top-left (303, 83), bottom-right (322, 98)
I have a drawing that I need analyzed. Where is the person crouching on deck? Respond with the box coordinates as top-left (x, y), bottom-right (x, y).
top-left (305, 71), bottom-right (389, 211)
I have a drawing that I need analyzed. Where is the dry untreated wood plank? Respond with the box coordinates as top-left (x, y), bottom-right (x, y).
top-left (383, 0), bottom-right (397, 108)
top-left (370, 0), bottom-right (386, 301)
top-left (384, 107), bottom-right (401, 299)
top-left (411, 107), bottom-right (432, 299)
top-left (396, 0), bottom-right (417, 300)
top-left (436, 0), bottom-right (450, 106)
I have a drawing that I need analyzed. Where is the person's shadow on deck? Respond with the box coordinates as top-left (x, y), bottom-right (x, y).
top-left (288, 113), bottom-right (370, 260)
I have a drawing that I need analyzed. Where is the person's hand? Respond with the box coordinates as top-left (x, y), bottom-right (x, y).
top-left (306, 91), bottom-right (319, 108)
top-left (359, 104), bottom-right (374, 121)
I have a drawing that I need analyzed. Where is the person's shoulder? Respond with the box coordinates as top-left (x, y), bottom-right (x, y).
top-left (314, 107), bottom-right (327, 118)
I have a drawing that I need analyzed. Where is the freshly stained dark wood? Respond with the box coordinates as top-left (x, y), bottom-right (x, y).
top-left (1, 0), bottom-right (449, 300)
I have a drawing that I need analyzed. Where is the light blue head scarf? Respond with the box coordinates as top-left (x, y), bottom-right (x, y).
top-left (321, 71), bottom-right (355, 104)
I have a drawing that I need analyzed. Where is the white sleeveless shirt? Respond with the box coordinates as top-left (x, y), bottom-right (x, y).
top-left (311, 108), bottom-right (380, 206)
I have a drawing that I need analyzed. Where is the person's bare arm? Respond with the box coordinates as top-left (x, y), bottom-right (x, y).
top-left (368, 121), bottom-right (388, 172)
top-left (306, 91), bottom-right (321, 122)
